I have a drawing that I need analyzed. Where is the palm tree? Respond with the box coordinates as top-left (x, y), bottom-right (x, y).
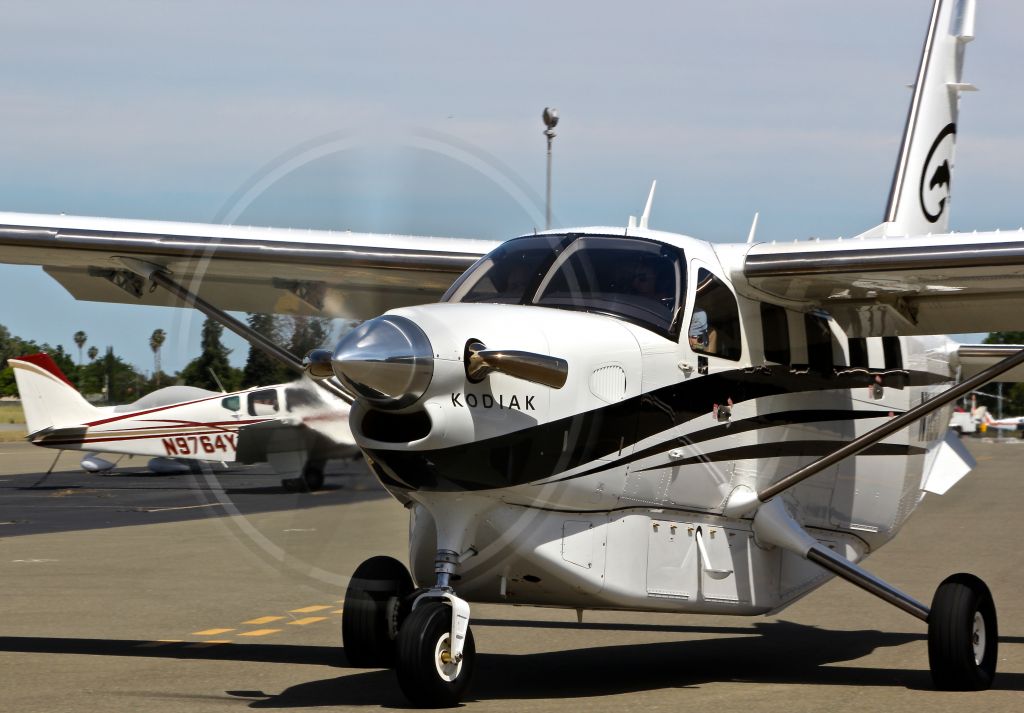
top-left (73, 330), bottom-right (87, 365)
top-left (87, 345), bottom-right (99, 362)
top-left (149, 329), bottom-right (167, 386)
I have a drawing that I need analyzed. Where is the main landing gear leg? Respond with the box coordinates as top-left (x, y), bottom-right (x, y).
top-left (753, 498), bottom-right (998, 690)
top-left (395, 548), bottom-right (476, 708)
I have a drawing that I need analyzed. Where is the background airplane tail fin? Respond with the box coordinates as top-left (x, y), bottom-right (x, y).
top-left (9, 353), bottom-right (101, 434)
top-left (880, 0), bottom-right (976, 237)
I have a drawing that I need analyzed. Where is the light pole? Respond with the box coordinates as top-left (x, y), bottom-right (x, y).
top-left (543, 107), bottom-right (558, 230)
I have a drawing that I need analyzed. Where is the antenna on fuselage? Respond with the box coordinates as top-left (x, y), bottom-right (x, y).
top-left (639, 180), bottom-right (656, 230)
top-left (626, 180), bottom-right (657, 233)
top-left (746, 212), bottom-right (760, 244)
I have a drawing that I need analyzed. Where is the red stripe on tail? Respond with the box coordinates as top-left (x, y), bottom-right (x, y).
top-left (15, 353), bottom-right (77, 389)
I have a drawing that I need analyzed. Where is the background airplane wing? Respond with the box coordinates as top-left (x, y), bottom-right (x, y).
top-left (728, 228), bottom-right (1024, 337)
top-left (0, 211), bottom-right (499, 319)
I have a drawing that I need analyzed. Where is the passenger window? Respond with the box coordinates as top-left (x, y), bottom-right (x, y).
top-left (804, 313), bottom-right (836, 373)
top-left (688, 268), bottom-right (741, 360)
top-left (759, 303), bottom-right (789, 364)
top-left (848, 337), bottom-right (869, 368)
top-left (882, 336), bottom-right (903, 370)
top-left (248, 389), bottom-right (279, 416)
top-left (221, 395), bottom-right (240, 412)
top-left (285, 387), bottom-right (322, 411)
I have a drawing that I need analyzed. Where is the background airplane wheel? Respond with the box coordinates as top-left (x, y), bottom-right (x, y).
top-left (928, 573), bottom-right (998, 690)
top-left (341, 556), bottom-right (413, 667)
top-left (396, 601), bottom-right (475, 708)
top-left (302, 459), bottom-right (326, 490)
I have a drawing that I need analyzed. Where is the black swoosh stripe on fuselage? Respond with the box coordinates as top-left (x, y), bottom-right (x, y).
top-left (631, 439), bottom-right (925, 471)
top-left (543, 409), bottom-right (899, 484)
top-left (364, 364), bottom-right (949, 492)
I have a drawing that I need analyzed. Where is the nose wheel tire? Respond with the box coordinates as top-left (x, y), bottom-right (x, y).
top-left (396, 601), bottom-right (475, 708)
top-left (341, 556), bottom-right (413, 668)
top-left (928, 573), bottom-right (998, 690)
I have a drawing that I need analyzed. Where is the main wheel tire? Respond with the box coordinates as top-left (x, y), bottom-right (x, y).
top-left (928, 573), bottom-right (998, 690)
top-left (302, 459), bottom-right (326, 490)
top-left (341, 556), bottom-right (414, 668)
top-left (396, 601), bottom-right (475, 708)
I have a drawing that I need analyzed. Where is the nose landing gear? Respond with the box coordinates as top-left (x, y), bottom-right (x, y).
top-left (342, 549), bottom-right (476, 707)
top-left (396, 600), bottom-right (476, 707)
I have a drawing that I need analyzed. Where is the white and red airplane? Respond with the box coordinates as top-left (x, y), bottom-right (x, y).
top-left (978, 409), bottom-right (1024, 432)
top-left (1, 0), bottom-right (1023, 706)
top-left (10, 352), bottom-right (357, 489)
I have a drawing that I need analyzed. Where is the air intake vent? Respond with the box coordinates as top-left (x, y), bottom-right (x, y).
top-left (589, 365), bottom-right (626, 403)
top-left (361, 409), bottom-right (432, 443)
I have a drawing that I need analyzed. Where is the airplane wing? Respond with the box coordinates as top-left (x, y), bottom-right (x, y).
top-left (0, 211), bottom-right (499, 319)
top-left (953, 344), bottom-right (1024, 381)
top-left (725, 228), bottom-right (1024, 337)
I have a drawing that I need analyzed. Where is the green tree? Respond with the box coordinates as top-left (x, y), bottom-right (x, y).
top-left (149, 328), bottom-right (167, 386)
top-left (78, 347), bottom-right (144, 403)
top-left (286, 315), bottom-right (332, 361)
top-left (87, 345), bottom-right (99, 362)
top-left (179, 318), bottom-right (240, 391)
top-left (0, 366), bottom-right (14, 397)
top-left (241, 313), bottom-right (289, 388)
top-left (0, 323), bottom-right (39, 370)
top-left (0, 324), bottom-right (83, 395)
top-left (73, 330), bottom-right (87, 365)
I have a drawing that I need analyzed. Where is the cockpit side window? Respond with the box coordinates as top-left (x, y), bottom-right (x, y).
top-left (248, 389), bottom-right (279, 417)
top-left (534, 237), bottom-right (685, 338)
top-left (442, 235), bottom-right (568, 305)
top-left (285, 387), bottom-right (322, 411)
top-left (688, 268), bottom-right (742, 361)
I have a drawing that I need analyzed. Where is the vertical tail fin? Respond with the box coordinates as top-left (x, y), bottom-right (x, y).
top-left (881, 0), bottom-right (976, 237)
top-left (9, 353), bottom-right (100, 434)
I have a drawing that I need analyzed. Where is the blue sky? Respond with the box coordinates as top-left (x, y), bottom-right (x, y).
top-left (2, 1), bottom-right (1023, 373)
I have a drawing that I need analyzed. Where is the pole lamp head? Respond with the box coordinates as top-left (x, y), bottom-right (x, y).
top-left (543, 107), bottom-right (559, 130)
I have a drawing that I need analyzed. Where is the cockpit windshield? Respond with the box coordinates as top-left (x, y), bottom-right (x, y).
top-left (443, 234), bottom-right (686, 338)
top-left (442, 235), bottom-right (568, 305)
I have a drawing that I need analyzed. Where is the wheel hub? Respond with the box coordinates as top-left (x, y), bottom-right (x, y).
top-left (433, 633), bottom-right (462, 682)
top-left (972, 611), bottom-right (986, 665)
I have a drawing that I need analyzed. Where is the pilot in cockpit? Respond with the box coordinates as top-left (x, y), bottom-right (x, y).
top-left (688, 308), bottom-right (718, 354)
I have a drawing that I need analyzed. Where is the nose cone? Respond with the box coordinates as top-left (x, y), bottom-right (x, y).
top-left (332, 315), bottom-right (434, 409)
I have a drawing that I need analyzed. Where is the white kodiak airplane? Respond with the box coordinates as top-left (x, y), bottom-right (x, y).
top-left (0, 0), bottom-right (1022, 705)
top-left (10, 352), bottom-right (357, 490)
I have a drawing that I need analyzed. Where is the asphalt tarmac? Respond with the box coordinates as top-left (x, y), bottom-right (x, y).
top-left (2, 438), bottom-right (1023, 712)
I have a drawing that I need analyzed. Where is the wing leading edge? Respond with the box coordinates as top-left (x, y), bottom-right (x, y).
top-left (0, 211), bottom-right (498, 319)
top-left (725, 229), bottom-right (1024, 337)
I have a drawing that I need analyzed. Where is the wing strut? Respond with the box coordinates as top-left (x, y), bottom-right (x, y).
top-left (727, 343), bottom-right (1024, 630)
top-left (115, 258), bottom-right (352, 403)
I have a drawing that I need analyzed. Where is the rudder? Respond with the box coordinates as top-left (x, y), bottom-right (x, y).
top-left (881, 0), bottom-right (976, 237)
top-left (10, 353), bottom-right (100, 434)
